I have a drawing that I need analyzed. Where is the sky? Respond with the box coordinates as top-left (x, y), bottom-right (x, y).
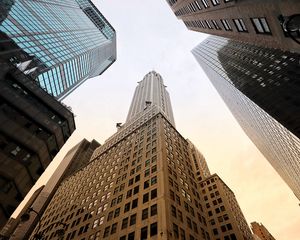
top-left (13, 1), bottom-right (300, 239)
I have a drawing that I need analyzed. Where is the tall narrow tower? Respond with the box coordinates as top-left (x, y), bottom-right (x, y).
top-left (28, 72), bottom-right (251, 240)
top-left (126, 71), bottom-right (175, 126)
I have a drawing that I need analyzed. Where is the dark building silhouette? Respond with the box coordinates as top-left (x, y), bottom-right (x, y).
top-left (0, 139), bottom-right (99, 239)
top-left (0, 59), bottom-right (75, 228)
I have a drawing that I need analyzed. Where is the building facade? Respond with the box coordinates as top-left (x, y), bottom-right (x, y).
top-left (0, 139), bottom-right (99, 239)
top-left (199, 174), bottom-right (252, 240)
top-left (27, 72), bottom-right (251, 240)
top-left (251, 222), bottom-right (276, 240)
top-left (126, 71), bottom-right (175, 126)
top-left (0, 59), bottom-right (75, 229)
top-left (0, 0), bottom-right (116, 99)
top-left (166, 0), bottom-right (300, 52)
top-left (192, 35), bottom-right (300, 200)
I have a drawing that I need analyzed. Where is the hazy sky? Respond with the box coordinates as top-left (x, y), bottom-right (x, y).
top-left (14, 1), bottom-right (299, 239)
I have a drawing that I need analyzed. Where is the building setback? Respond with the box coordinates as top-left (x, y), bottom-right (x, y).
top-left (0, 59), bottom-right (75, 229)
top-left (0, 0), bottom-right (116, 100)
top-left (165, 0), bottom-right (300, 53)
top-left (251, 222), bottom-right (276, 240)
top-left (199, 174), bottom-right (252, 240)
top-left (192, 36), bottom-right (300, 200)
top-left (28, 71), bottom-right (251, 240)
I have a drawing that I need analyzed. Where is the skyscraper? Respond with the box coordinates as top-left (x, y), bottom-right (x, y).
top-left (126, 71), bottom-right (175, 126)
top-left (251, 222), bottom-right (276, 240)
top-left (199, 174), bottom-right (252, 240)
top-left (0, 0), bottom-right (116, 100)
top-left (166, 0), bottom-right (300, 52)
top-left (0, 59), bottom-right (75, 229)
top-left (192, 36), bottom-right (300, 200)
top-left (0, 139), bottom-right (100, 239)
top-left (27, 71), bottom-right (251, 240)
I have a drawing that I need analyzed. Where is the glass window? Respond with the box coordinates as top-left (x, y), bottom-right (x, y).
top-left (151, 189), bottom-right (157, 199)
top-left (151, 204), bottom-right (158, 216)
top-left (201, 0), bottom-right (209, 8)
top-left (251, 17), bottom-right (271, 34)
top-left (130, 214), bottom-right (137, 225)
top-left (150, 222), bottom-right (158, 236)
top-left (211, 0), bottom-right (220, 6)
top-left (233, 19), bottom-right (248, 32)
top-left (121, 217), bottom-right (128, 229)
top-left (142, 208), bottom-right (148, 220)
top-left (141, 226), bottom-right (148, 240)
top-left (111, 223), bottom-right (117, 234)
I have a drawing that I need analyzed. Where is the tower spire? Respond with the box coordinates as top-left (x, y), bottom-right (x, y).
top-left (126, 71), bottom-right (175, 126)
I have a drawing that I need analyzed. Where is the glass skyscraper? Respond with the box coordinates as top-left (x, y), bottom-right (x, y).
top-left (0, 0), bottom-right (116, 100)
top-left (192, 36), bottom-right (300, 200)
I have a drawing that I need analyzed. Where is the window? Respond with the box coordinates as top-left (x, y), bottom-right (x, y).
top-left (251, 17), bottom-right (271, 34)
top-left (230, 234), bottom-right (237, 240)
top-left (178, 210), bottom-right (183, 222)
top-left (171, 205), bottom-right (177, 218)
top-left (150, 222), bottom-right (158, 236)
top-left (211, 0), bottom-right (220, 5)
top-left (205, 20), bottom-right (213, 29)
top-left (145, 159), bottom-right (150, 167)
top-left (151, 189), bottom-right (157, 199)
top-left (128, 232), bottom-right (135, 240)
top-left (141, 226), bottom-right (148, 240)
top-left (130, 214), bottom-right (137, 225)
top-left (175, 195), bottom-right (181, 205)
top-left (134, 186), bottom-right (139, 195)
top-left (124, 203), bottom-right (130, 213)
top-left (121, 217), bottom-right (128, 229)
top-left (107, 211), bottom-right (113, 221)
top-left (117, 194), bottom-right (123, 203)
top-left (173, 223), bottom-right (179, 238)
top-left (201, 0), bottom-right (209, 8)
top-left (135, 174), bottom-right (140, 182)
top-left (114, 208), bottom-right (120, 218)
top-left (142, 208), bottom-right (148, 220)
top-left (233, 19), bottom-right (247, 32)
top-left (144, 169), bottom-right (150, 177)
top-left (211, 20), bottom-right (221, 30)
top-left (151, 176), bottom-right (157, 185)
top-left (132, 198), bottom-right (138, 208)
top-left (193, 222), bottom-right (198, 233)
top-left (128, 178), bottom-right (134, 186)
top-left (143, 193), bottom-right (149, 203)
top-left (180, 228), bottom-right (186, 240)
top-left (111, 223), bottom-right (117, 234)
top-left (103, 226), bottom-right (110, 238)
top-left (111, 198), bottom-right (117, 207)
top-left (151, 204), bottom-right (158, 216)
top-left (93, 219), bottom-right (99, 229)
top-left (144, 180), bottom-right (150, 189)
top-left (126, 189), bottom-right (132, 198)
top-left (187, 217), bottom-right (192, 229)
top-left (227, 223), bottom-right (232, 230)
